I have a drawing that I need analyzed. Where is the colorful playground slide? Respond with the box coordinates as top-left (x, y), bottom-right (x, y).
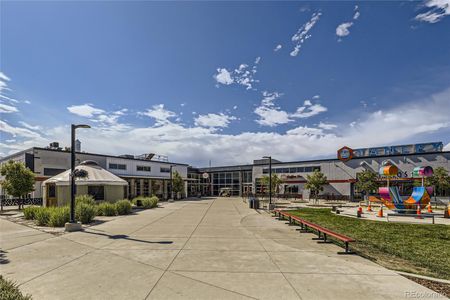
top-left (377, 165), bottom-right (433, 211)
top-left (378, 186), bottom-right (404, 210)
top-left (405, 187), bottom-right (431, 209)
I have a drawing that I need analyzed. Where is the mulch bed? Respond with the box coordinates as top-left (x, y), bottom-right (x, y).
top-left (402, 275), bottom-right (450, 298)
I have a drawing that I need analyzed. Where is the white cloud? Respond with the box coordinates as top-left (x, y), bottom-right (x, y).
top-left (0, 120), bottom-right (43, 139)
top-left (336, 22), bottom-right (353, 37)
top-left (214, 59), bottom-right (260, 90)
top-left (67, 104), bottom-right (105, 117)
top-left (312, 95), bottom-right (320, 99)
top-left (254, 92), bottom-right (327, 126)
top-left (290, 12), bottom-right (322, 57)
top-left (0, 103), bottom-right (18, 113)
top-left (18, 121), bottom-right (41, 131)
top-left (194, 113), bottom-right (236, 129)
top-left (214, 68), bottom-right (233, 85)
top-left (336, 5), bottom-right (360, 39)
top-left (2, 87), bottom-right (449, 166)
top-left (318, 122), bottom-right (337, 130)
top-left (254, 92), bottom-right (291, 127)
top-left (291, 100), bottom-right (327, 118)
top-left (139, 104), bottom-right (177, 125)
top-left (353, 5), bottom-right (360, 20)
top-left (415, 0), bottom-right (450, 23)
top-left (233, 105), bottom-right (238, 110)
top-left (274, 44), bottom-right (282, 52)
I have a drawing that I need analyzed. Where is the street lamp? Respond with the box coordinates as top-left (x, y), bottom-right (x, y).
top-left (169, 165), bottom-right (174, 202)
top-left (263, 156), bottom-right (272, 209)
top-left (66, 124), bottom-right (90, 232)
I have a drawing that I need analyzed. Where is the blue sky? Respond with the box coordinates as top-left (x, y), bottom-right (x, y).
top-left (1, 1), bottom-right (450, 166)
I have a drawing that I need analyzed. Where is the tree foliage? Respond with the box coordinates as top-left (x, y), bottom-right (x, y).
top-left (0, 160), bottom-right (35, 209)
top-left (305, 170), bottom-right (328, 203)
top-left (171, 170), bottom-right (184, 198)
top-left (425, 167), bottom-right (450, 196)
top-left (260, 174), bottom-right (283, 196)
top-left (355, 170), bottom-right (379, 197)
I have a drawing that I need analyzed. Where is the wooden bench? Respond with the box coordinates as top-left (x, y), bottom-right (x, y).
top-left (273, 211), bottom-right (355, 254)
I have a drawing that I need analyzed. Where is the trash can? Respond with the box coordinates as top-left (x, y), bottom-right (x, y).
top-left (254, 199), bottom-right (260, 209)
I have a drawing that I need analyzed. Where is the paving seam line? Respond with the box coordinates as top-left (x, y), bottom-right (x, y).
top-left (242, 202), bottom-right (304, 300)
top-left (143, 199), bottom-right (216, 299)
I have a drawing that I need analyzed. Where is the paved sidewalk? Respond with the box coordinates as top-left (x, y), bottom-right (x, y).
top-left (0, 197), bottom-right (443, 299)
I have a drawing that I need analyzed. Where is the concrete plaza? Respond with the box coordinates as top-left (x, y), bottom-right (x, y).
top-left (0, 197), bottom-right (442, 299)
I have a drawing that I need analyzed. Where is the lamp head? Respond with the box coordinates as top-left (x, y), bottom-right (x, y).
top-left (74, 124), bottom-right (91, 129)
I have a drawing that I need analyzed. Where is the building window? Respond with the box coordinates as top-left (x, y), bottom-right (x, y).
top-left (109, 163), bottom-right (126, 170)
top-left (160, 167), bottom-right (170, 173)
top-left (88, 186), bottom-right (104, 200)
top-left (44, 168), bottom-right (66, 176)
top-left (137, 165), bottom-right (151, 172)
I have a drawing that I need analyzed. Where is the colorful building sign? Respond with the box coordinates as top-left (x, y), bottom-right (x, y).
top-left (338, 142), bottom-right (443, 161)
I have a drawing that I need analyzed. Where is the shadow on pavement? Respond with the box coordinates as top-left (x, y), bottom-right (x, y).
top-left (0, 249), bottom-right (9, 264)
top-left (81, 230), bottom-right (173, 244)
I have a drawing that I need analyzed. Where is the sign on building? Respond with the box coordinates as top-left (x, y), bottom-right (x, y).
top-left (338, 142), bottom-right (443, 161)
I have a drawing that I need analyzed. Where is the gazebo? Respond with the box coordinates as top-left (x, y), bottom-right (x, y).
top-left (42, 160), bottom-right (128, 207)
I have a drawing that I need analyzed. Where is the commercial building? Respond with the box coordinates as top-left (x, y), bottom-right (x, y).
top-left (0, 144), bottom-right (188, 201)
top-left (1, 141), bottom-right (449, 202)
top-left (187, 142), bottom-right (450, 200)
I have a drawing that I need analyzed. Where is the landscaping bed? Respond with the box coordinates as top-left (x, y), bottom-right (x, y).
top-left (0, 275), bottom-right (31, 300)
top-left (21, 195), bottom-right (159, 228)
top-left (287, 208), bottom-right (450, 280)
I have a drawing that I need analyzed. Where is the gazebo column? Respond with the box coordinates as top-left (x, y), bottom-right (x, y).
top-left (130, 179), bottom-right (135, 198)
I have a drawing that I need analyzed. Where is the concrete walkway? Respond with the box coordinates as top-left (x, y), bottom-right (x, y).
top-left (0, 197), bottom-right (443, 300)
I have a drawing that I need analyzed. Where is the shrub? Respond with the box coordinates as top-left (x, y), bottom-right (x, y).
top-left (75, 194), bottom-right (95, 206)
top-left (76, 203), bottom-right (96, 224)
top-left (132, 197), bottom-right (144, 207)
top-left (139, 196), bottom-right (158, 209)
top-left (23, 206), bottom-right (40, 220)
top-left (48, 207), bottom-right (70, 227)
top-left (149, 196), bottom-right (159, 208)
top-left (35, 207), bottom-right (51, 226)
top-left (0, 275), bottom-right (32, 300)
top-left (96, 202), bottom-right (117, 216)
top-left (116, 200), bottom-right (132, 215)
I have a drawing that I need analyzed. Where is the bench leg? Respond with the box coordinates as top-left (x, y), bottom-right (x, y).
top-left (312, 231), bottom-right (323, 240)
top-left (317, 233), bottom-right (332, 243)
top-left (337, 242), bottom-right (355, 254)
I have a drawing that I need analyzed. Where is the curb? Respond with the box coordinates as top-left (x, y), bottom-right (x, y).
top-left (398, 271), bottom-right (450, 285)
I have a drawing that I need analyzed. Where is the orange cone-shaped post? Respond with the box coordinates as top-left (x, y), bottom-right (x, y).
top-left (427, 203), bottom-right (432, 213)
top-left (357, 205), bottom-right (362, 218)
top-left (367, 202), bottom-right (373, 212)
top-left (416, 204), bottom-right (423, 219)
top-left (445, 204), bottom-right (450, 219)
top-left (377, 204), bottom-right (384, 218)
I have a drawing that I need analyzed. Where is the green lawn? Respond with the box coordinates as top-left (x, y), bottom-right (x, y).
top-left (287, 208), bottom-right (450, 280)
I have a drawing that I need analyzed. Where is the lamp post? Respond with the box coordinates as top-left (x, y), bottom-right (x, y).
top-left (66, 124), bottom-right (90, 232)
top-left (263, 156), bottom-right (272, 209)
top-left (169, 165), bottom-right (174, 202)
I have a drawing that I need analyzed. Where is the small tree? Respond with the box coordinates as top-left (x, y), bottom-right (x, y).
top-left (0, 160), bottom-right (35, 209)
top-left (260, 174), bottom-right (283, 197)
top-left (425, 167), bottom-right (450, 197)
top-left (355, 170), bottom-right (379, 200)
top-left (305, 170), bottom-right (327, 204)
top-left (171, 171), bottom-right (184, 199)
